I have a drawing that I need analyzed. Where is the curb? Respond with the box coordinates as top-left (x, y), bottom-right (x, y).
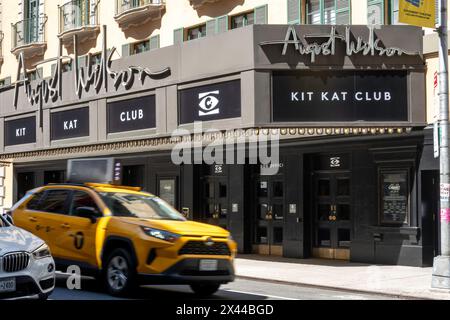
top-left (236, 275), bottom-right (435, 300)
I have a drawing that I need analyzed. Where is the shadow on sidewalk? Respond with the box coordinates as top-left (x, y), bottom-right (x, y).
top-left (237, 254), bottom-right (376, 268)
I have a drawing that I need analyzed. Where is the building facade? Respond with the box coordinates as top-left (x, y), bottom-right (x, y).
top-left (0, 0), bottom-right (442, 267)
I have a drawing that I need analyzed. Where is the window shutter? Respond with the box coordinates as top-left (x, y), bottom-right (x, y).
top-left (287, 0), bottom-right (301, 24)
top-left (3, 77), bottom-right (11, 86)
top-left (122, 43), bottom-right (130, 57)
top-left (173, 28), bottom-right (184, 44)
top-left (335, 0), bottom-right (350, 24)
top-left (254, 4), bottom-right (268, 24)
top-left (216, 15), bottom-right (228, 33)
top-left (149, 35), bottom-right (160, 50)
top-left (206, 19), bottom-right (217, 36)
top-left (51, 63), bottom-right (56, 75)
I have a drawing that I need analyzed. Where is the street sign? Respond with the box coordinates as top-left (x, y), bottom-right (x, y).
top-left (399, 0), bottom-right (436, 28)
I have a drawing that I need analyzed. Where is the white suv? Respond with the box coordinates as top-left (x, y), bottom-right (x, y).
top-left (0, 214), bottom-right (55, 300)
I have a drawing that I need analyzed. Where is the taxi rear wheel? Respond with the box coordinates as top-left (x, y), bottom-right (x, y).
top-left (104, 248), bottom-right (137, 296)
top-left (190, 283), bottom-right (221, 297)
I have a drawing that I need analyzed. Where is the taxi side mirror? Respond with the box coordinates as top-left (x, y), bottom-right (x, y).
top-left (75, 207), bottom-right (99, 223)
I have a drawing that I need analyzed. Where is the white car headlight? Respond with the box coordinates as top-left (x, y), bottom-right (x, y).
top-left (32, 244), bottom-right (51, 260)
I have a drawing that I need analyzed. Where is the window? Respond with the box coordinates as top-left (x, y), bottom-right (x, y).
top-left (62, 62), bottom-right (72, 73)
top-left (132, 40), bottom-right (150, 55)
top-left (26, 70), bottom-right (38, 81)
top-left (39, 190), bottom-right (70, 214)
top-left (89, 52), bottom-right (102, 66)
top-left (368, 0), bottom-right (385, 25)
top-left (390, 0), bottom-right (400, 24)
top-left (306, 0), bottom-right (350, 24)
top-left (26, 192), bottom-right (45, 211)
top-left (187, 24), bottom-right (207, 40)
top-left (70, 191), bottom-right (100, 216)
top-left (231, 11), bottom-right (255, 29)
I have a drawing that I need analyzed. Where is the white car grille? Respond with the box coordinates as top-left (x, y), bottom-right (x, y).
top-left (1, 252), bottom-right (30, 273)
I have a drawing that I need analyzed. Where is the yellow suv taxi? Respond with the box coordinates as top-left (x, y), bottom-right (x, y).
top-left (11, 183), bottom-right (237, 297)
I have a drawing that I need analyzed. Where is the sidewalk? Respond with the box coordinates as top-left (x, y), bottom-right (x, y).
top-left (235, 255), bottom-right (450, 300)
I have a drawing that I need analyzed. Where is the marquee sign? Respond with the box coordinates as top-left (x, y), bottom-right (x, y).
top-left (260, 25), bottom-right (419, 63)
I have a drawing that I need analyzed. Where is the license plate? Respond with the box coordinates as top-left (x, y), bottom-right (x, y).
top-left (199, 260), bottom-right (218, 271)
top-left (0, 278), bottom-right (16, 293)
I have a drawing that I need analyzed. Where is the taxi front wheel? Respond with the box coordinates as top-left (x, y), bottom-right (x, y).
top-left (104, 248), bottom-right (137, 296)
top-left (190, 283), bottom-right (221, 297)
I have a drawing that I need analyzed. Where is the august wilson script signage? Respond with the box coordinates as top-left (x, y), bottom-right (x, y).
top-left (272, 70), bottom-right (408, 122)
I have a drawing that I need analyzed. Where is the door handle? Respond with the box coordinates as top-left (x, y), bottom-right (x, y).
top-left (29, 217), bottom-right (37, 222)
top-left (61, 223), bottom-right (70, 229)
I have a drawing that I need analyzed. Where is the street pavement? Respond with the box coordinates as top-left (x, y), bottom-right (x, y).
top-left (50, 273), bottom-right (399, 300)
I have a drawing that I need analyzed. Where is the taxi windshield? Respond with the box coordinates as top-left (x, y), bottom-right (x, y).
top-left (100, 192), bottom-right (186, 221)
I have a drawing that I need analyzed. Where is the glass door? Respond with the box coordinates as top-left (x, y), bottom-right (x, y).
top-left (254, 177), bottom-right (284, 256)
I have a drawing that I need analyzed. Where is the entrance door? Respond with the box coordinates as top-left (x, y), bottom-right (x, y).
top-left (313, 172), bottom-right (351, 260)
top-left (201, 177), bottom-right (229, 229)
top-left (253, 177), bottom-right (284, 256)
top-left (17, 172), bottom-right (35, 201)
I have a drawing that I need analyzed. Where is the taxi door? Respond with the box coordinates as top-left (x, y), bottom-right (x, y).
top-left (56, 189), bottom-right (102, 268)
top-left (19, 189), bottom-right (73, 258)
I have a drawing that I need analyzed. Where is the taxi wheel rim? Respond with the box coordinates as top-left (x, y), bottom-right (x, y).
top-left (107, 256), bottom-right (129, 291)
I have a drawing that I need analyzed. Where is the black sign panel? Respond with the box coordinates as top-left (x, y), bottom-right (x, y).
top-left (179, 80), bottom-right (241, 124)
top-left (5, 116), bottom-right (36, 146)
top-left (273, 71), bottom-right (408, 122)
top-left (51, 107), bottom-right (89, 141)
top-left (380, 170), bottom-right (409, 224)
top-left (107, 95), bottom-right (156, 133)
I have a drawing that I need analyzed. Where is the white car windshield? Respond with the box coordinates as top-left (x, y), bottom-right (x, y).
top-left (99, 192), bottom-right (186, 221)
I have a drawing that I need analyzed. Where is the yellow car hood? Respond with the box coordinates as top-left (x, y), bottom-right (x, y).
top-left (120, 218), bottom-right (230, 237)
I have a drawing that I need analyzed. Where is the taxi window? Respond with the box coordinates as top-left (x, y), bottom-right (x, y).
top-left (70, 191), bottom-right (101, 216)
top-left (26, 192), bottom-right (45, 210)
top-left (39, 190), bottom-right (71, 214)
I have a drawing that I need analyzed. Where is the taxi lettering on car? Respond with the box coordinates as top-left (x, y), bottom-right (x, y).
top-left (11, 174), bottom-right (237, 297)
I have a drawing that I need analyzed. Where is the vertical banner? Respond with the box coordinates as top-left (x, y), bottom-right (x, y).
top-left (399, 0), bottom-right (436, 28)
top-left (434, 71), bottom-right (440, 158)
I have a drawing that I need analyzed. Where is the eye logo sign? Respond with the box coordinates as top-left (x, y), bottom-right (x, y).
top-left (198, 91), bottom-right (220, 116)
top-left (330, 157), bottom-right (341, 168)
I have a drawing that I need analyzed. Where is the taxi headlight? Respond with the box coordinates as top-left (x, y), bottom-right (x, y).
top-left (32, 244), bottom-right (51, 260)
top-left (141, 227), bottom-right (180, 243)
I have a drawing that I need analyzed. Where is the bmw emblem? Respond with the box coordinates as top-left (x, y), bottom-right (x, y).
top-left (205, 237), bottom-right (214, 246)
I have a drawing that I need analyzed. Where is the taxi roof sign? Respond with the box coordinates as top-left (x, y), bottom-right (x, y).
top-left (67, 158), bottom-right (122, 185)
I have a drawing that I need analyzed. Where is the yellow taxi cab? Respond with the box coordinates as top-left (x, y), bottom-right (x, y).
top-left (11, 182), bottom-right (237, 297)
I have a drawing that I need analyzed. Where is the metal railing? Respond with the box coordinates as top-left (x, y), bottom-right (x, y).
top-left (11, 16), bottom-right (47, 50)
top-left (59, 0), bottom-right (99, 34)
top-left (115, 0), bottom-right (165, 16)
